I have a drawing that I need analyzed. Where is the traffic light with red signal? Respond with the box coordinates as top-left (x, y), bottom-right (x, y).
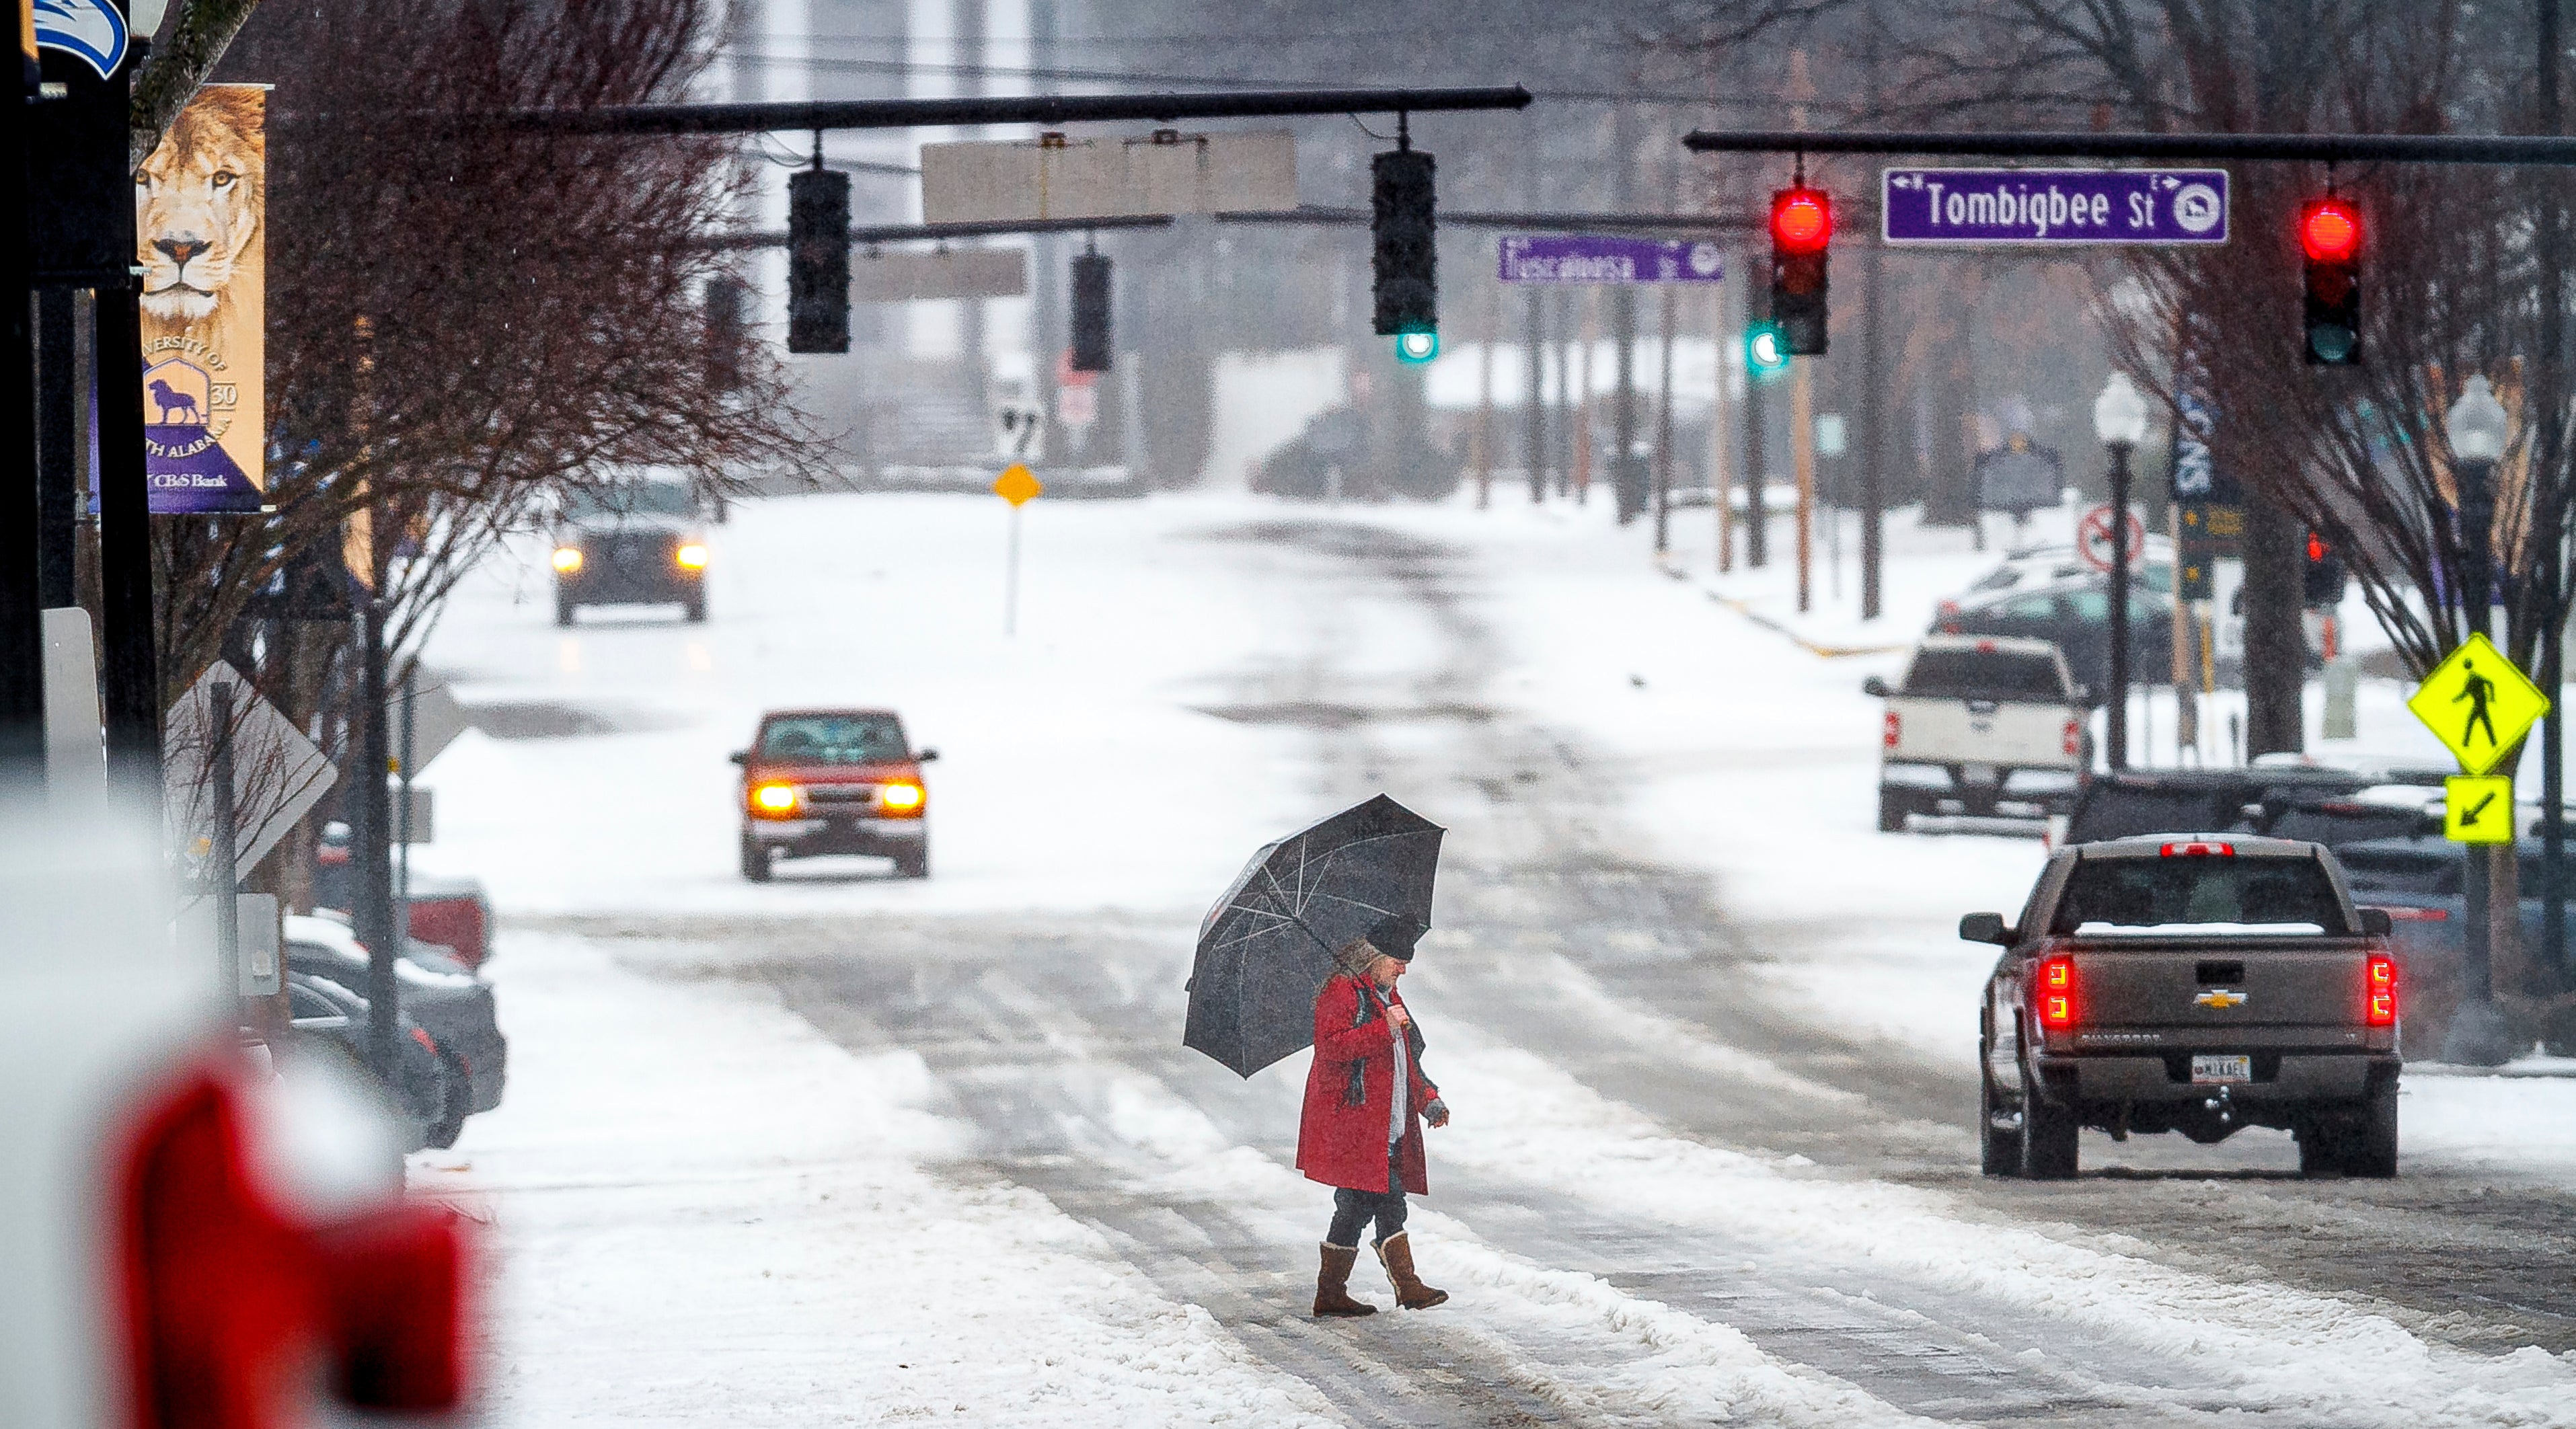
top-left (1769, 185), bottom-right (1831, 356)
top-left (2304, 530), bottom-right (2348, 607)
top-left (2300, 196), bottom-right (2361, 366)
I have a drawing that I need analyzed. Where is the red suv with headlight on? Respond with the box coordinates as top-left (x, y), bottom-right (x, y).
top-left (732, 709), bottom-right (937, 881)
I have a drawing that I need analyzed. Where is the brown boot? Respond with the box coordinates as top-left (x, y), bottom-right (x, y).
top-left (1312, 1243), bottom-right (1378, 1318)
top-left (1375, 1231), bottom-right (1449, 1309)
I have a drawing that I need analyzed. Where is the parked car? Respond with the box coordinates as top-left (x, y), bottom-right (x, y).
top-left (1967, 835), bottom-right (2401, 1178)
top-left (2333, 835), bottom-right (2576, 1056)
top-left (552, 473), bottom-right (711, 625)
top-left (1960, 537), bottom-right (2176, 598)
top-left (286, 913), bottom-right (506, 1118)
top-left (2060, 767), bottom-right (2384, 847)
top-left (734, 709), bottom-right (938, 880)
top-left (1865, 635), bottom-right (2087, 831)
top-left (1932, 572), bottom-right (2174, 700)
top-left (287, 968), bottom-right (468, 1151)
top-left (312, 823), bottom-right (495, 969)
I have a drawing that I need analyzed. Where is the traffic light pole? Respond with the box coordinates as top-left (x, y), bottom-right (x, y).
top-left (2447, 455), bottom-right (2515, 1065)
top-left (2105, 439), bottom-right (2135, 771)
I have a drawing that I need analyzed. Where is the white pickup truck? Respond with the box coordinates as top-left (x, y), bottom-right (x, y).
top-left (1865, 635), bottom-right (2088, 832)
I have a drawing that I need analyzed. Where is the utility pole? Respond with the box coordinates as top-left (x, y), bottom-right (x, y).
top-left (2538, 0), bottom-right (2569, 980)
top-left (1792, 360), bottom-right (1816, 611)
top-left (1609, 104), bottom-right (1641, 523)
top-left (1744, 367), bottom-right (1770, 566)
top-left (1525, 285), bottom-right (1548, 503)
top-left (37, 292), bottom-right (79, 610)
top-left (1857, 15), bottom-right (1887, 620)
top-left (2242, 494), bottom-right (2306, 757)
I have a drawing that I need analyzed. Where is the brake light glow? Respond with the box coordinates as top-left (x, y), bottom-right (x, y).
top-left (2037, 955), bottom-right (2079, 1029)
top-left (750, 782), bottom-right (798, 815)
top-left (1883, 711), bottom-right (1902, 749)
top-left (879, 781), bottom-right (925, 812)
top-left (2160, 841), bottom-right (2235, 857)
top-left (2062, 716), bottom-right (2082, 757)
top-left (2366, 954), bottom-right (2398, 1026)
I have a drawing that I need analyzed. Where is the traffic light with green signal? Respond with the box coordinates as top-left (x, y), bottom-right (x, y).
top-left (1373, 147), bottom-right (1437, 341)
top-left (1745, 321), bottom-right (1790, 379)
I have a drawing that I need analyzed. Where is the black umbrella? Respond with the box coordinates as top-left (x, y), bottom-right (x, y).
top-left (1185, 794), bottom-right (1445, 1077)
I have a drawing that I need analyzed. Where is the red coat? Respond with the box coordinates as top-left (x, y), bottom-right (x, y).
top-left (1296, 974), bottom-right (1438, 1195)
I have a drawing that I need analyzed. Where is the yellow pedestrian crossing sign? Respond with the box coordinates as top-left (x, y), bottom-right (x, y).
top-left (2407, 633), bottom-right (2549, 774)
top-left (2445, 775), bottom-right (2515, 844)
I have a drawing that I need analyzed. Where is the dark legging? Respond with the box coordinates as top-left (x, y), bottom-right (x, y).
top-left (1326, 1144), bottom-right (1408, 1248)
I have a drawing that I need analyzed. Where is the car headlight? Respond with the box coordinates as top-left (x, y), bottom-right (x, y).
top-left (675, 543), bottom-right (710, 570)
top-left (552, 545), bottom-right (584, 573)
top-left (879, 782), bottom-right (925, 812)
top-left (749, 782), bottom-right (799, 815)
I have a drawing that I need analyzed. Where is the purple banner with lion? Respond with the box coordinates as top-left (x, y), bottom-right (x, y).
top-left (138, 83), bottom-right (268, 514)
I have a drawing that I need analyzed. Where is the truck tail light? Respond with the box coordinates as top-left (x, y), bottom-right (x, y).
top-left (2365, 954), bottom-right (2398, 1026)
top-left (2379, 905), bottom-right (2448, 923)
top-left (1883, 711), bottom-right (1901, 749)
top-left (2037, 955), bottom-right (2079, 1029)
top-left (2062, 716), bottom-right (2082, 757)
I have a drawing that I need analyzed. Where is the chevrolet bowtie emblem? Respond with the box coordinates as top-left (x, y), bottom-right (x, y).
top-left (2195, 989), bottom-right (2248, 1009)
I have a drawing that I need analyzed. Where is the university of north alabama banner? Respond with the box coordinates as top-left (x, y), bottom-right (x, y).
top-left (137, 83), bottom-right (268, 514)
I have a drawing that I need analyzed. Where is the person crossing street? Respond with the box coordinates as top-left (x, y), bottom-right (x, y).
top-left (1298, 918), bottom-right (1450, 1317)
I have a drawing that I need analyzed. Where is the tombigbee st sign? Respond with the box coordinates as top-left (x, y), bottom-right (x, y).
top-left (1882, 167), bottom-right (2230, 246)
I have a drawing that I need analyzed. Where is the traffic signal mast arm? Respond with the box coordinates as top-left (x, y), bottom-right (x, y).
top-left (1683, 127), bottom-right (2576, 167)
top-left (457, 85), bottom-right (1532, 137)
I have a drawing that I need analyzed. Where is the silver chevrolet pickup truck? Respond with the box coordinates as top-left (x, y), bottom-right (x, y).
top-left (1966, 834), bottom-right (2400, 1180)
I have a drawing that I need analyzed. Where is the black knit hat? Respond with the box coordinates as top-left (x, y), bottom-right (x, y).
top-left (1366, 914), bottom-right (1427, 962)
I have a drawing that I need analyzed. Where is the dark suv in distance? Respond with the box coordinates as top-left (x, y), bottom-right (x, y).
top-left (552, 475), bottom-right (710, 625)
top-left (733, 709), bottom-right (938, 881)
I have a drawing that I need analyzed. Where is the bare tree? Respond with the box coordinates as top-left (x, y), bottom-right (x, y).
top-left (143, 0), bottom-right (815, 902)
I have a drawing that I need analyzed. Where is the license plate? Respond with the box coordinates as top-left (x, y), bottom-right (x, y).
top-left (1959, 762), bottom-right (1999, 786)
top-left (2191, 1054), bottom-right (2252, 1085)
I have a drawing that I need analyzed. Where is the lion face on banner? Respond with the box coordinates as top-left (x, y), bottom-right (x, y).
top-left (137, 86), bottom-right (265, 327)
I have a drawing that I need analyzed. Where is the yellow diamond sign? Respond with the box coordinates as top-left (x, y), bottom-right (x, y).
top-left (993, 463), bottom-right (1042, 507)
top-left (2407, 633), bottom-right (2550, 774)
top-left (2444, 775), bottom-right (2516, 844)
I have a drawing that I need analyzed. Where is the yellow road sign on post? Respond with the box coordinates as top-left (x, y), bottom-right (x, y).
top-left (2446, 775), bottom-right (2516, 843)
top-left (993, 463), bottom-right (1043, 506)
top-left (2406, 633), bottom-right (2548, 774)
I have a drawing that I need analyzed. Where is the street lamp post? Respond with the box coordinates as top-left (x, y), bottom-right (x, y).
top-left (2445, 375), bottom-right (2516, 1067)
top-left (2094, 374), bottom-right (2152, 771)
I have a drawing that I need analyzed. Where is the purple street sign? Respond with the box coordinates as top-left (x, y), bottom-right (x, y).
top-left (1498, 234), bottom-right (1726, 284)
top-left (1881, 168), bottom-right (2229, 245)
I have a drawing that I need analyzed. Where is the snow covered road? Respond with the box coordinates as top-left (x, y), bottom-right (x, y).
top-left (418, 492), bottom-right (2576, 1426)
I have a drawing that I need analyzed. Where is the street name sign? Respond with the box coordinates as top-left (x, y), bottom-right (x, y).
top-left (922, 130), bottom-right (1297, 225)
top-left (852, 247), bottom-right (1028, 302)
top-left (1882, 167), bottom-right (2229, 245)
top-left (1498, 234), bottom-right (1725, 284)
top-left (2445, 775), bottom-right (2515, 844)
top-left (2406, 633), bottom-right (2549, 774)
